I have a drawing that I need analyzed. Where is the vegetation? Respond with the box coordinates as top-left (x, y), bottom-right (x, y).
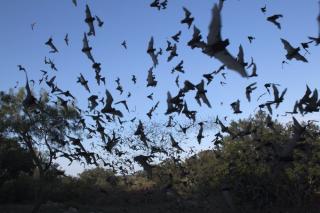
top-left (0, 89), bottom-right (84, 212)
top-left (1, 89), bottom-right (320, 213)
top-left (2, 0), bottom-right (319, 212)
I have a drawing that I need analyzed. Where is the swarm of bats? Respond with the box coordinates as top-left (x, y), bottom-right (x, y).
top-left (14, 0), bottom-right (320, 181)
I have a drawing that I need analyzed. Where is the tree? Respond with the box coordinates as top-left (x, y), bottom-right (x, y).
top-left (182, 111), bottom-right (320, 211)
top-left (0, 88), bottom-right (87, 213)
top-left (0, 136), bottom-right (34, 185)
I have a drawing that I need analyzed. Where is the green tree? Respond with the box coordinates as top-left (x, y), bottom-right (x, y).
top-left (0, 136), bottom-right (34, 185)
top-left (0, 88), bottom-right (85, 213)
top-left (184, 111), bottom-right (320, 211)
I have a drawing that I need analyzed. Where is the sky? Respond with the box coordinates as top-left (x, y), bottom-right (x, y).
top-left (1, 0), bottom-right (320, 175)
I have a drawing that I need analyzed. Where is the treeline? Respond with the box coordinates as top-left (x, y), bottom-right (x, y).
top-left (1, 112), bottom-right (320, 212)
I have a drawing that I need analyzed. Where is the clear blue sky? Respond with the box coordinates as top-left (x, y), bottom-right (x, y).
top-left (1, 0), bottom-right (319, 175)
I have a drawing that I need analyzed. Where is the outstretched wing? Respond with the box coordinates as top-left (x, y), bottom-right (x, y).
top-left (293, 53), bottom-right (308, 62)
top-left (183, 7), bottom-right (191, 17)
top-left (281, 38), bottom-right (294, 52)
top-left (85, 4), bottom-right (93, 20)
top-left (105, 90), bottom-right (114, 108)
top-left (207, 3), bottom-right (223, 45)
top-left (272, 84), bottom-right (279, 100)
top-left (82, 33), bottom-right (89, 48)
top-left (147, 37), bottom-right (154, 52)
top-left (237, 45), bottom-right (245, 65)
top-left (214, 50), bottom-right (248, 77)
top-left (200, 93), bottom-right (211, 108)
top-left (272, 20), bottom-right (281, 29)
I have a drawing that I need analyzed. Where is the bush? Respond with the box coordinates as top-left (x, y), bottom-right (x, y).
top-left (182, 112), bottom-right (320, 210)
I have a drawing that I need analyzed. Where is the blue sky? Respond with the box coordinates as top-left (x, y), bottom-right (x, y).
top-left (1, 0), bottom-right (320, 175)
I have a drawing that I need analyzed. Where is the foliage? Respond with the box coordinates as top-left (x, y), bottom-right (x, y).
top-left (0, 137), bottom-right (34, 184)
top-left (0, 88), bottom-right (84, 212)
top-left (1, 106), bottom-right (320, 212)
top-left (180, 111), bottom-right (320, 210)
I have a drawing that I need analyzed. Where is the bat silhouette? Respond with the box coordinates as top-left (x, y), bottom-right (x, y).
top-left (101, 90), bottom-right (123, 117)
top-left (147, 37), bottom-right (159, 67)
top-left (85, 4), bottom-right (95, 36)
top-left (45, 37), bottom-right (59, 53)
top-left (281, 38), bottom-right (308, 62)
top-left (181, 7), bottom-right (194, 29)
top-left (202, 1), bottom-right (248, 77)
top-left (82, 33), bottom-right (95, 63)
top-left (267, 14), bottom-right (283, 29)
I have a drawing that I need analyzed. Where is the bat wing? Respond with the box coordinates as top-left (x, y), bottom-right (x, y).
top-left (207, 3), bottom-right (222, 45)
top-left (200, 94), bottom-right (211, 108)
top-left (214, 50), bottom-right (248, 77)
top-left (89, 23), bottom-right (95, 36)
top-left (150, 53), bottom-right (158, 67)
top-left (147, 37), bottom-right (154, 52)
top-left (183, 7), bottom-right (191, 17)
top-left (237, 45), bottom-right (245, 65)
top-left (246, 90), bottom-right (251, 102)
top-left (195, 94), bottom-right (202, 107)
top-left (280, 88), bottom-right (287, 99)
top-left (272, 84), bottom-right (279, 100)
top-left (82, 33), bottom-right (89, 48)
top-left (274, 21), bottom-right (281, 29)
top-left (105, 90), bottom-right (114, 108)
top-left (281, 38), bottom-right (294, 52)
top-left (293, 53), bottom-right (308, 62)
top-left (85, 5), bottom-right (92, 19)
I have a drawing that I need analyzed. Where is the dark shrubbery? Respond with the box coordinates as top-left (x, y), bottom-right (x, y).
top-left (1, 111), bottom-right (320, 212)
